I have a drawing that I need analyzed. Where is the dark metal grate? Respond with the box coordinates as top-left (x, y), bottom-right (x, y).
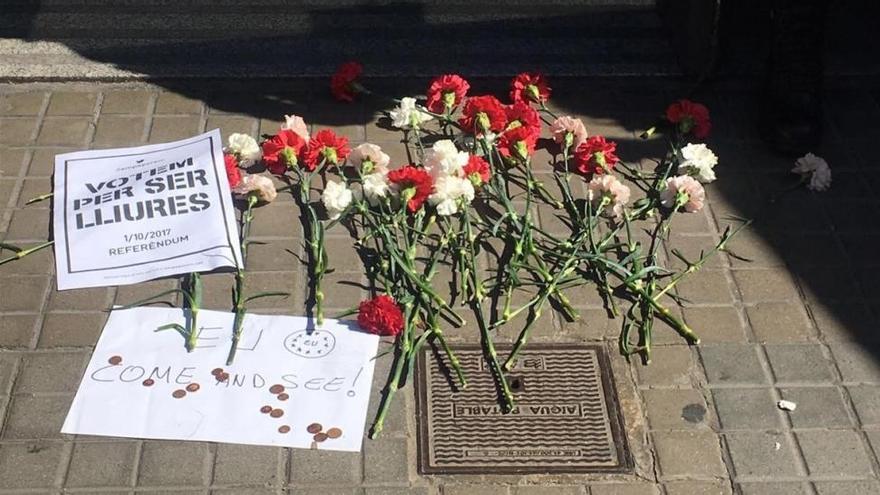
top-left (415, 344), bottom-right (632, 474)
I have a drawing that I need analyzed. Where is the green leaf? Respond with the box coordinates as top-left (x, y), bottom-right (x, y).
top-left (243, 291), bottom-right (291, 304)
top-left (115, 289), bottom-right (186, 310)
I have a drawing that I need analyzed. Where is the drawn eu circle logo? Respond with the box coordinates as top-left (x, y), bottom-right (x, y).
top-left (284, 330), bottom-right (336, 358)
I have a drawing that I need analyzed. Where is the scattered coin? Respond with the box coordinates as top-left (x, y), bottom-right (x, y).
top-left (326, 427), bottom-right (342, 439)
top-left (186, 383), bottom-right (200, 393)
top-left (277, 393), bottom-right (289, 401)
top-left (306, 423), bottom-right (323, 434)
top-left (313, 432), bottom-right (328, 442)
top-left (142, 379), bottom-right (155, 387)
top-left (218, 372), bottom-right (230, 382)
top-left (211, 368), bottom-right (224, 376)
top-left (269, 408), bottom-right (284, 418)
top-left (260, 405), bottom-right (272, 414)
top-left (278, 425), bottom-right (291, 434)
top-left (172, 389), bottom-right (186, 399)
top-left (269, 384), bottom-right (285, 394)
top-left (108, 355), bottom-right (122, 365)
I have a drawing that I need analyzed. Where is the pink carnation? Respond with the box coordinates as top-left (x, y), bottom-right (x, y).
top-left (586, 174), bottom-right (630, 220)
top-left (660, 175), bottom-right (705, 213)
top-left (550, 116), bottom-right (588, 150)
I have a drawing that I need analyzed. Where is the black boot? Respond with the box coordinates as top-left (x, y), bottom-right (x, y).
top-left (762, 0), bottom-right (828, 155)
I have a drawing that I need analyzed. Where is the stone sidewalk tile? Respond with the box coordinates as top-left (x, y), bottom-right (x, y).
top-left (64, 440), bottom-right (138, 487)
top-left (724, 431), bottom-right (802, 478)
top-left (5, 207), bottom-right (51, 240)
top-left (0, 117), bottom-right (39, 145)
top-left (847, 386), bottom-right (880, 427)
top-left (674, 270), bottom-right (735, 304)
top-left (778, 387), bottom-right (853, 428)
top-left (442, 484), bottom-right (510, 495)
top-left (288, 488), bottom-right (361, 495)
top-left (745, 303), bottom-right (814, 343)
top-left (101, 90), bottom-right (153, 114)
top-left (0, 314), bottom-right (38, 348)
top-left (663, 481), bottom-right (731, 495)
top-left (511, 486), bottom-right (587, 495)
top-left (634, 346), bottom-right (700, 388)
top-left (365, 487), bottom-right (433, 495)
top-left (813, 480), bottom-right (880, 495)
top-left (148, 115), bottom-right (203, 144)
top-left (14, 352), bottom-right (89, 394)
top-left (732, 269), bottom-right (801, 304)
top-left (37, 117), bottom-right (91, 146)
top-left (737, 482), bottom-right (811, 495)
top-left (0, 92), bottom-right (46, 115)
top-left (155, 93), bottom-right (203, 114)
top-left (700, 345), bottom-right (769, 386)
top-left (2, 394), bottom-right (73, 439)
top-left (808, 302), bottom-right (877, 342)
top-left (590, 483), bottom-right (660, 495)
top-left (27, 146), bottom-right (74, 176)
top-left (363, 437), bottom-right (411, 484)
top-left (212, 444), bottom-right (282, 486)
top-left (93, 115), bottom-right (148, 147)
top-left (652, 430), bottom-right (726, 478)
top-left (796, 430), bottom-right (875, 477)
top-left (828, 343), bottom-right (880, 383)
top-left (137, 441), bottom-right (211, 487)
top-left (711, 388), bottom-right (782, 430)
top-left (39, 312), bottom-right (107, 348)
top-left (641, 389), bottom-right (712, 430)
top-left (763, 345), bottom-right (836, 384)
top-left (0, 147), bottom-right (27, 176)
top-left (288, 449), bottom-right (362, 486)
top-left (0, 441), bottom-right (67, 489)
top-left (46, 92), bottom-right (98, 116)
top-left (47, 285), bottom-right (114, 312)
top-left (16, 177), bottom-right (51, 207)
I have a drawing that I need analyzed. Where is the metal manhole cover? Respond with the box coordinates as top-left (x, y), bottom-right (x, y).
top-left (416, 344), bottom-right (631, 474)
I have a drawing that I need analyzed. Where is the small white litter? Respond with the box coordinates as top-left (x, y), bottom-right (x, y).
top-left (777, 400), bottom-right (797, 412)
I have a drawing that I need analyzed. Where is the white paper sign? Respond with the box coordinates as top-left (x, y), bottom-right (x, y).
top-left (62, 308), bottom-right (380, 452)
top-left (53, 130), bottom-right (242, 290)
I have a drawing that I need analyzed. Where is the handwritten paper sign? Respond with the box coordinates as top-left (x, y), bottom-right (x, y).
top-left (53, 130), bottom-right (242, 290)
top-left (62, 308), bottom-right (380, 452)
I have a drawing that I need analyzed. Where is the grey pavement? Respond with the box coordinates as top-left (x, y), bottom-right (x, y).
top-left (1, 80), bottom-right (880, 494)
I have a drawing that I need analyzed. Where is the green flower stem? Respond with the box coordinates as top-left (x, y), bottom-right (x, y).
top-left (296, 168), bottom-right (326, 326)
top-left (184, 273), bottom-right (203, 352)
top-left (464, 208), bottom-right (515, 411)
top-left (0, 241), bottom-right (54, 266)
top-left (227, 195), bottom-right (257, 365)
top-left (369, 300), bottom-right (415, 439)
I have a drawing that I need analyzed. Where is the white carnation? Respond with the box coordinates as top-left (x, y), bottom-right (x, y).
top-left (679, 143), bottom-right (718, 183)
top-left (429, 176), bottom-right (475, 216)
top-left (425, 139), bottom-right (469, 178)
top-left (322, 180), bottom-right (353, 220)
top-left (225, 133), bottom-right (262, 167)
top-left (362, 172), bottom-right (391, 204)
top-left (390, 97), bottom-right (433, 130)
top-left (792, 153), bottom-right (832, 192)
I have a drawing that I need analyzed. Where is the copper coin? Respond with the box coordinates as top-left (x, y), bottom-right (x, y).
top-left (277, 393), bottom-right (289, 401)
top-left (260, 405), bottom-right (272, 414)
top-left (278, 425), bottom-right (291, 434)
top-left (186, 383), bottom-right (200, 392)
top-left (306, 423), bottom-right (323, 434)
top-left (211, 368), bottom-right (223, 376)
top-left (108, 355), bottom-right (122, 365)
top-left (269, 409), bottom-right (284, 418)
top-left (313, 432), bottom-right (328, 442)
top-left (218, 372), bottom-right (230, 382)
top-left (326, 427), bottom-right (342, 439)
top-left (142, 379), bottom-right (155, 387)
top-left (172, 389), bottom-right (186, 399)
top-left (269, 384), bottom-right (285, 394)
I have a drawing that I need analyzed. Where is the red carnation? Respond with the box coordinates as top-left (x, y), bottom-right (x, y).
top-left (462, 154), bottom-right (491, 187)
top-left (330, 61), bottom-right (363, 103)
top-left (665, 99), bottom-right (711, 139)
top-left (387, 165), bottom-right (434, 213)
top-left (510, 72), bottom-right (551, 104)
top-left (497, 126), bottom-right (538, 164)
top-left (504, 101), bottom-right (542, 137)
top-left (426, 74), bottom-right (470, 114)
top-left (304, 129), bottom-right (350, 171)
top-left (262, 129), bottom-right (308, 175)
top-left (574, 135), bottom-right (619, 176)
top-left (223, 153), bottom-right (242, 188)
top-left (357, 294), bottom-right (404, 337)
top-left (459, 95), bottom-right (508, 135)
